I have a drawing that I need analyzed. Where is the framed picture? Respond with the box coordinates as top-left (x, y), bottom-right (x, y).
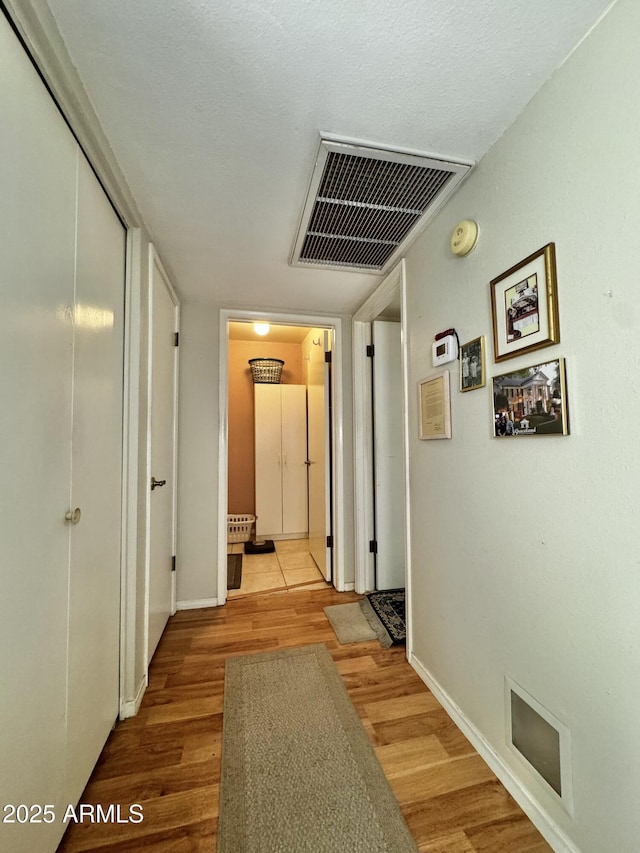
top-left (419, 371), bottom-right (451, 440)
top-left (490, 243), bottom-right (560, 362)
top-left (460, 336), bottom-right (485, 392)
top-left (492, 358), bottom-right (568, 437)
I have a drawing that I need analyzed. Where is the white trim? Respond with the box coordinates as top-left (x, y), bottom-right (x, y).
top-left (409, 652), bottom-right (581, 853)
top-left (352, 320), bottom-right (374, 593)
top-left (219, 308), bottom-right (346, 604)
top-left (353, 263), bottom-right (403, 323)
top-left (217, 312), bottom-right (230, 608)
top-left (119, 227), bottom-right (142, 719)
top-left (342, 583), bottom-right (355, 592)
top-left (119, 675), bottom-right (147, 720)
top-left (176, 598), bottom-right (219, 611)
top-left (398, 263), bottom-right (413, 660)
top-left (171, 301), bottom-right (180, 617)
top-left (145, 245), bottom-right (180, 674)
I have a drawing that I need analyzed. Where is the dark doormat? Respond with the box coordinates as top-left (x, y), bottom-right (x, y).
top-left (365, 589), bottom-right (406, 645)
top-left (244, 539), bottom-right (275, 554)
top-left (227, 553), bottom-right (243, 590)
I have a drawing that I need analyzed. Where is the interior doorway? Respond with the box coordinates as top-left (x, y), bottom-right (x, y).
top-left (352, 261), bottom-right (412, 650)
top-left (371, 319), bottom-right (405, 590)
top-left (218, 310), bottom-right (346, 605)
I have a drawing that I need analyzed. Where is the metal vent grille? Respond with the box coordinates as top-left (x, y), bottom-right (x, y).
top-left (291, 137), bottom-right (472, 274)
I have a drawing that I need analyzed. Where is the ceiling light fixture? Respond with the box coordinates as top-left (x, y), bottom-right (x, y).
top-left (253, 322), bottom-right (270, 336)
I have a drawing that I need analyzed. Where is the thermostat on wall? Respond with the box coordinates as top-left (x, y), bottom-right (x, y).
top-left (432, 334), bottom-right (458, 366)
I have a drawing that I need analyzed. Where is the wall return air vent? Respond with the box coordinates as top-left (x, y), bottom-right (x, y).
top-left (290, 136), bottom-right (472, 275)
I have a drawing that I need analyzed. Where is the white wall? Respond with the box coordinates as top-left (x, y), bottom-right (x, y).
top-left (176, 302), bottom-right (220, 604)
top-left (403, 1), bottom-right (639, 850)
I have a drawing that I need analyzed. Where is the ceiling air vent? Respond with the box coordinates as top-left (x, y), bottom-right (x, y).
top-left (290, 136), bottom-right (472, 275)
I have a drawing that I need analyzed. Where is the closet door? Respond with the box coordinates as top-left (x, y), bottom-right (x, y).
top-left (65, 154), bottom-right (125, 804)
top-left (281, 385), bottom-right (308, 535)
top-left (0, 14), bottom-right (77, 853)
top-left (254, 385), bottom-right (283, 536)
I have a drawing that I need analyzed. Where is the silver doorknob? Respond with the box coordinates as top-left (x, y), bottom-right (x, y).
top-left (65, 507), bottom-right (82, 524)
top-left (151, 477), bottom-right (167, 490)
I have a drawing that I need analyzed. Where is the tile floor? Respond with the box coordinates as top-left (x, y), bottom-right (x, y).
top-left (227, 537), bottom-right (330, 598)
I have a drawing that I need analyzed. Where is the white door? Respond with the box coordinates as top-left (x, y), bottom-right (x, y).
top-left (254, 385), bottom-right (283, 537)
top-left (308, 331), bottom-right (332, 580)
top-left (255, 385), bottom-right (307, 538)
top-left (372, 320), bottom-right (405, 590)
top-left (66, 153), bottom-right (125, 803)
top-left (0, 20), bottom-right (78, 848)
top-left (147, 250), bottom-right (179, 663)
top-left (281, 385), bottom-right (308, 536)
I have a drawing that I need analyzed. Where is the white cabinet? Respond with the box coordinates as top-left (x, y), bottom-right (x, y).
top-left (0, 15), bottom-right (124, 853)
top-left (254, 385), bottom-right (308, 537)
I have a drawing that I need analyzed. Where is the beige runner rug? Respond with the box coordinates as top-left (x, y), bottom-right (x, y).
top-left (218, 643), bottom-right (418, 852)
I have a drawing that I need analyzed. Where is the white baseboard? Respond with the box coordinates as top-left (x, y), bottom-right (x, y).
top-left (409, 652), bottom-right (580, 853)
top-left (342, 582), bottom-right (355, 592)
top-left (119, 674), bottom-right (147, 719)
top-left (176, 597), bottom-right (219, 611)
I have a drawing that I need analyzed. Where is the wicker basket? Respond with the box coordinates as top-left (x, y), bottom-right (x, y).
top-left (227, 514), bottom-right (255, 543)
top-left (248, 358), bottom-right (284, 384)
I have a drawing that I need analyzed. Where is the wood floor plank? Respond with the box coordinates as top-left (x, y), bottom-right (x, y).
top-left (58, 587), bottom-right (552, 853)
top-left (364, 691), bottom-right (443, 723)
top-left (465, 814), bottom-right (555, 852)
top-left (403, 779), bottom-right (526, 843)
top-left (419, 831), bottom-right (476, 852)
top-left (375, 735), bottom-right (451, 777)
top-left (80, 759), bottom-right (218, 805)
top-left (388, 754), bottom-right (496, 804)
top-left (146, 696), bottom-right (223, 726)
top-left (60, 788), bottom-right (218, 851)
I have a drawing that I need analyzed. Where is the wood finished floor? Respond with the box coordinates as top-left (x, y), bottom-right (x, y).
top-left (58, 588), bottom-right (553, 852)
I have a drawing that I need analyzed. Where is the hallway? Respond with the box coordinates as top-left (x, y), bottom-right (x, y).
top-left (58, 588), bottom-right (552, 852)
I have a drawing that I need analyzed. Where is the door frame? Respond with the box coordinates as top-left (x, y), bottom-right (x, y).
top-left (120, 228), bottom-right (144, 717)
top-left (352, 260), bottom-right (413, 655)
top-left (144, 245), bottom-right (180, 673)
top-left (218, 308), bottom-right (345, 605)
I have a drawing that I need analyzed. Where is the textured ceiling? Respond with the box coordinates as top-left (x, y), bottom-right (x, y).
top-left (44, 0), bottom-right (612, 315)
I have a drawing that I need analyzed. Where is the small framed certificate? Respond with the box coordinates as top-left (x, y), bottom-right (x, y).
top-left (418, 371), bottom-right (451, 440)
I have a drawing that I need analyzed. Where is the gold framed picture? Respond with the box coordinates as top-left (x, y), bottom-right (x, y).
top-left (490, 243), bottom-right (560, 362)
top-left (459, 336), bottom-right (485, 392)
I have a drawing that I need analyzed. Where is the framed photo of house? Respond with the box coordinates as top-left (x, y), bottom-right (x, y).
top-left (492, 357), bottom-right (568, 437)
top-left (490, 243), bottom-right (560, 362)
top-left (419, 371), bottom-right (451, 440)
top-left (460, 336), bottom-right (485, 392)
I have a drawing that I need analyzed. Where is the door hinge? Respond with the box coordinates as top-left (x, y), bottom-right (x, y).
top-left (174, 332), bottom-right (180, 347)
top-left (366, 344), bottom-right (374, 358)
top-left (172, 555), bottom-right (176, 572)
top-left (369, 540), bottom-right (377, 554)
top-left (324, 350), bottom-right (332, 363)
top-left (326, 535), bottom-right (334, 548)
